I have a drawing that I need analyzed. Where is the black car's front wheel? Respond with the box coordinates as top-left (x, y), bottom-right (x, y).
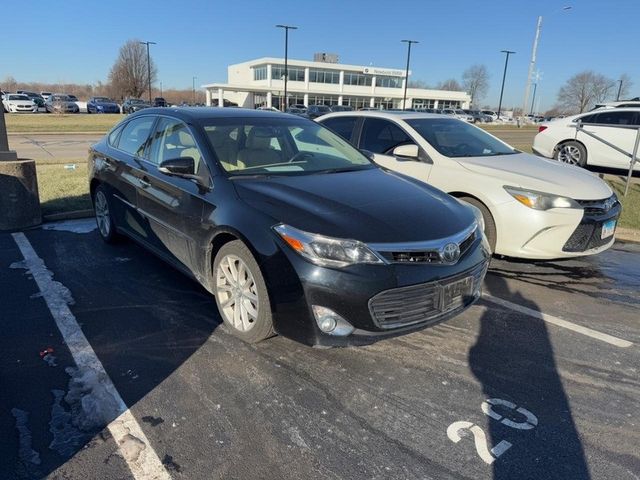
top-left (93, 185), bottom-right (119, 243)
top-left (213, 240), bottom-right (274, 343)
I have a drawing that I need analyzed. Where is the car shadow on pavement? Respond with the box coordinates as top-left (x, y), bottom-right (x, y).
top-left (469, 275), bottom-right (591, 479)
top-left (1, 228), bottom-right (222, 478)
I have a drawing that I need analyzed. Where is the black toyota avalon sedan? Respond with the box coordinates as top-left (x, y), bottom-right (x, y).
top-left (88, 108), bottom-right (490, 346)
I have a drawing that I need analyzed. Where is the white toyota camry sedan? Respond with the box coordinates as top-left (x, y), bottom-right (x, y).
top-left (317, 111), bottom-right (620, 260)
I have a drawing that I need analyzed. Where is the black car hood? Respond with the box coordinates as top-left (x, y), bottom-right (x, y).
top-left (233, 168), bottom-right (475, 243)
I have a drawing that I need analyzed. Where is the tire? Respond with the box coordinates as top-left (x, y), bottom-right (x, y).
top-left (554, 140), bottom-right (587, 167)
top-left (213, 240), bottom-right (274, 343)
top-left (92, 185), bottom-right (119, 243)
top-left (460, 196), bottom-right (497, 253)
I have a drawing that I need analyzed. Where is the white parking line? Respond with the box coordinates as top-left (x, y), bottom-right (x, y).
top-left (483, 293), bottom-right (633, 348)
top-left (12, 232), bottom-right (172, 480)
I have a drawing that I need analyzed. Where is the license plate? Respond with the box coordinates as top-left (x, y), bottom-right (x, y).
top-left (601, 219), bottom-right (616, 239)
top-left (441, 276), bottom-right (474, 312)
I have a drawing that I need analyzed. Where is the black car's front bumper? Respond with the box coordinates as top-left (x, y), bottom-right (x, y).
top-left (265, 235), bottom-right (490, 346)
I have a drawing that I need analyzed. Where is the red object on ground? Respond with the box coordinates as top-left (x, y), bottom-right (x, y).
top-left (39, 347), bottom-right (54, 358)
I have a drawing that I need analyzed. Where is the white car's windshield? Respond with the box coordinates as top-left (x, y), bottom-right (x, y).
top-left (9, 95), bottom-right (30, 101)
top-left (406, 118), bottom-right (517, 158)
top-left (203, 117), bottom-right (374, 176)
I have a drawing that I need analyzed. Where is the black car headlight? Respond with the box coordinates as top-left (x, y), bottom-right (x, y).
top-left (274, 224), bottom-right (384, 267)
top-left (504, 186), bottom-right (580, 210)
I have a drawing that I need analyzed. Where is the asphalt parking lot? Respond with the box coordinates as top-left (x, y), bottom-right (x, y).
top-left (1, 219), bottom-right (639, 479)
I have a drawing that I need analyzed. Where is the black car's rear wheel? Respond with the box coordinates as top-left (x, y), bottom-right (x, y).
top-left (213, 240), bottom-right (274, 343)
top-left (93, 185), bottom-right (119, 243)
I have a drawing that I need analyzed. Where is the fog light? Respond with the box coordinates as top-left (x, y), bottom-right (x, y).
top-left (312, 306), bottom-right (355, 336)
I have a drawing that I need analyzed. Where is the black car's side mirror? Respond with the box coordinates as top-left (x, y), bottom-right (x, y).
top-left (159, 157), bottom-right (195, 176)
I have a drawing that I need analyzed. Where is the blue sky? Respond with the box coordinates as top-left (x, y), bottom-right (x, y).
top-left (1, 0), bottom-right (638, 110)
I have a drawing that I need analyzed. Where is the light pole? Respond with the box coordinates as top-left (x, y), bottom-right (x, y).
top-left (497, 50), bottom-right (515, 120)
top-left (616, 79), bottom-right (623, 101)
top-left (192, 76), bottom-right (197, 105)
top-left (401, 40), bottom-right (418, 110)
top-left (521, 6), bottom-right (571, 123)
top-left (160, 81), bottom-right (163, 98)
top-left (139, 41), bottom-right (156, 105)
top-left (276, 24), bottom-right (297, 111)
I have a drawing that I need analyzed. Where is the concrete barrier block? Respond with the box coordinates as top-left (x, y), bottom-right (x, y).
top-left (0, 159), bottom-right (42, 231)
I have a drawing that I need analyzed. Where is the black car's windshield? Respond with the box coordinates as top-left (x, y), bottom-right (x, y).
top-left (406, 117), bottom-right (517, 158)
top-left (130, 99), bottom-right (145, 104)
top-left (203, 117), bottom-right (374, 176)
top-left (94, 97), bottom-right (112, 102)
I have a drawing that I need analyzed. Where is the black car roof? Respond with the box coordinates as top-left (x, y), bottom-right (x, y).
top-left (129, 107), bottom-right (292, 121)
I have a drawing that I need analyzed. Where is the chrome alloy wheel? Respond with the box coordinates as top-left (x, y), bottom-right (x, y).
top-left (557, 144), bottom-right (582, 165)
top-left (216, 254), bottom-right (259, 332)
top-left (94, 190), bottom-right (111, 238)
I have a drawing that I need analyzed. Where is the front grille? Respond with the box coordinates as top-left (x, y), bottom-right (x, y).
top-left (379, 229), bottom-right (477, 265)
top-left (576, 195), bottom-right (619, 215)
top-left (369, 261), bottom-right (488, 329)
top-left (563, 221), bottom-right (615, 252)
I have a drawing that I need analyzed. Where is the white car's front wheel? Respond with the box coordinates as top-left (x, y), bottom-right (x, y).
top-left (460, 197), bottom-right (497, 253)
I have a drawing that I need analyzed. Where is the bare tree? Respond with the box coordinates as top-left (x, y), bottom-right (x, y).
top-left (462, 65), bottom-right (489, 107)
top-left (108, 40), bottom-right (157, 100)
top-left (616, 73), bottom-right (634, 100)
top-left (437, 79), bottom-right (463, 91)
top-left (408, 79), bottom-right (432, 89)
top-left (556, 71), bottom-right (615, 113)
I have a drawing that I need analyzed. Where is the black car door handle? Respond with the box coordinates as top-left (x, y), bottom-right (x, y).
top-left (139, 178), bottom-right (151, 189)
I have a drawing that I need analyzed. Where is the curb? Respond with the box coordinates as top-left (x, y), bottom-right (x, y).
top-left (616, 227), bottom-right (640, 245)
top-left (43, 209), bottom-right (94, 222)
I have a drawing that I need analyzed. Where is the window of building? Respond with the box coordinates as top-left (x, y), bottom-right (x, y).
top-left (253, 66), bottom-right (267, 81)
top-left (342, 96), bottom-right (371, 109)
top-left (271, 65), bottom-right (305, 82)
top-left (309, 69), bottom-right (340, 84)
top-left (438, 100), bottom-right (461, 109)
top-left (413, 99), bottom-right (437, 109)
top-left (308, 95), bottom-right (340, 106)
top-left (343, 72), bottom-right (372, 86)
top-left (375, 76), bottom-right (403, 88)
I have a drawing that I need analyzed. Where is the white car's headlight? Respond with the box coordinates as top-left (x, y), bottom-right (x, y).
top-left (504, 186), bottom-right (580, 210)
top-left (274, 224), bottom-right (384, 268)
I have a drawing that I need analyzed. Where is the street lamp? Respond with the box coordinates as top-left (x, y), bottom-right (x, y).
top-left (530, 71), bottom-right (542, 115)
top-left (616, 79), bottom-right (623, 101)
top-left (139, 41), bottom-right (156, 105)
top-left (497, 50), bottom-right (515, 120)
top-left (276, 24), bottom-right (297, 111)
top-left (401, 40), bottom-right (418, 111)
top-left (192, 76), bottom-right (197, 105)
top-left (521, 6), bottom-right (571, 123)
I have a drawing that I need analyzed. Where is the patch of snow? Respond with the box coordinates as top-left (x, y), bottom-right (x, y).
top-left (42, 218), bottom-right (97, 234)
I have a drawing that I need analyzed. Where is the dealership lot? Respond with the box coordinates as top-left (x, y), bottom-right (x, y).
top-left (1, 220), bottom-right (638, 479)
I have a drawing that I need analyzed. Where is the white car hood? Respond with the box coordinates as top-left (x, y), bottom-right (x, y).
top-left (456, 152), bottom-right (612, 200)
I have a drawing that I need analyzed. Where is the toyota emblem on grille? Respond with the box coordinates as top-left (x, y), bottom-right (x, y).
top-left (441, 242), bottom-right (461, 263)
top-left (604, 197), bottom-right (615, 211)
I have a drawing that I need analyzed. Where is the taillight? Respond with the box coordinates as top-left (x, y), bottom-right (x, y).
top-left (538, 126), bottom-right (548, 133)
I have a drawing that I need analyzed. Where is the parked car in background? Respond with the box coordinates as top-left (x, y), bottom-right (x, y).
top-left (318, 111), bottom-right (619, 260)
top-left (2, 94), bottom-right (37, 113)
top-left (87, 96), bottom-right (121, 114)
top-left (122, 98), bottom-right (150, 114)
top-left (592, 100), bottom-right (640, 110)
top-left (40, 92), bottom-right (53, 102)
top-left (45, 94), bottom-right (80, 113)
top-left (463, 110), bottom-right (492, 123)
top-left (153, 97), bottom-right (167, 107)
top-left (330, 105), bottom-right (354, 112)
top-left (285, 107), bottom-right (309, 118)
top-left (67, 94), bottom-right (78, 102)
top-left (454, 109), bottom-right (475, 122)
top-left (481, 110), bottom-right (498, 121)
top-left (89, 108), bottom-right (490, 346)
top-left (306, 104), bottom-right (332, 119)
top-left (16, 91), bottom-right (45, 108)
top-left (533, 108), bottom-right (640, 171)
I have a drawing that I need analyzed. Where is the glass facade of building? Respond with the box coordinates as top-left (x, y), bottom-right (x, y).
top-left (375, 76), bottom-right (403, 88)
top-left (343, 72), bottom-right (372, 86)
top-left (253, 66), bottom-right (268, 81)
top-left (309, 69), bottom-right (340, 84)
top-left (271, 65), bottom-right (305, 81)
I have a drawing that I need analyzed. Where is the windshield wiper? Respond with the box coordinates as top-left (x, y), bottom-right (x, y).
top-left (315, 166), bottom-right (371, 174)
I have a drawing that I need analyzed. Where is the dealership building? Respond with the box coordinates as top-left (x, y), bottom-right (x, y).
top-left (203, 55), bottom-right (471, 110)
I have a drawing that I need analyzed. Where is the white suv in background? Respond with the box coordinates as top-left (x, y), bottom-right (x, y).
top-left (318, 111), bottom-right (619, 260)
top-left (2, 94), bottom-right (37, 113)
top-left (533, 108), bottom-right (640, 170)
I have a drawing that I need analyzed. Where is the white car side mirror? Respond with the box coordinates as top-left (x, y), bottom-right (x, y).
top-left (393, 144), bottom-right (420, 159)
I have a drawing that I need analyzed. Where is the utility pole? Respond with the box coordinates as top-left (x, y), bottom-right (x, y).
top-left (497, 50), bottom-right (515, 120)
top-left (192, 76), bottom-right (197, 105)
top-left (139, 41), bottom-right (156, 105)
top-left (521, 16), bottom-right (542, 125)
top-left (401, 40), bottom-right (418, 110)
top-left (276, 24), bottom-right (298, 111)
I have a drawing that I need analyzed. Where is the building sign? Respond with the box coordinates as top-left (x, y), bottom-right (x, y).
top-left (362, 67), bottom-right (408, 77)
